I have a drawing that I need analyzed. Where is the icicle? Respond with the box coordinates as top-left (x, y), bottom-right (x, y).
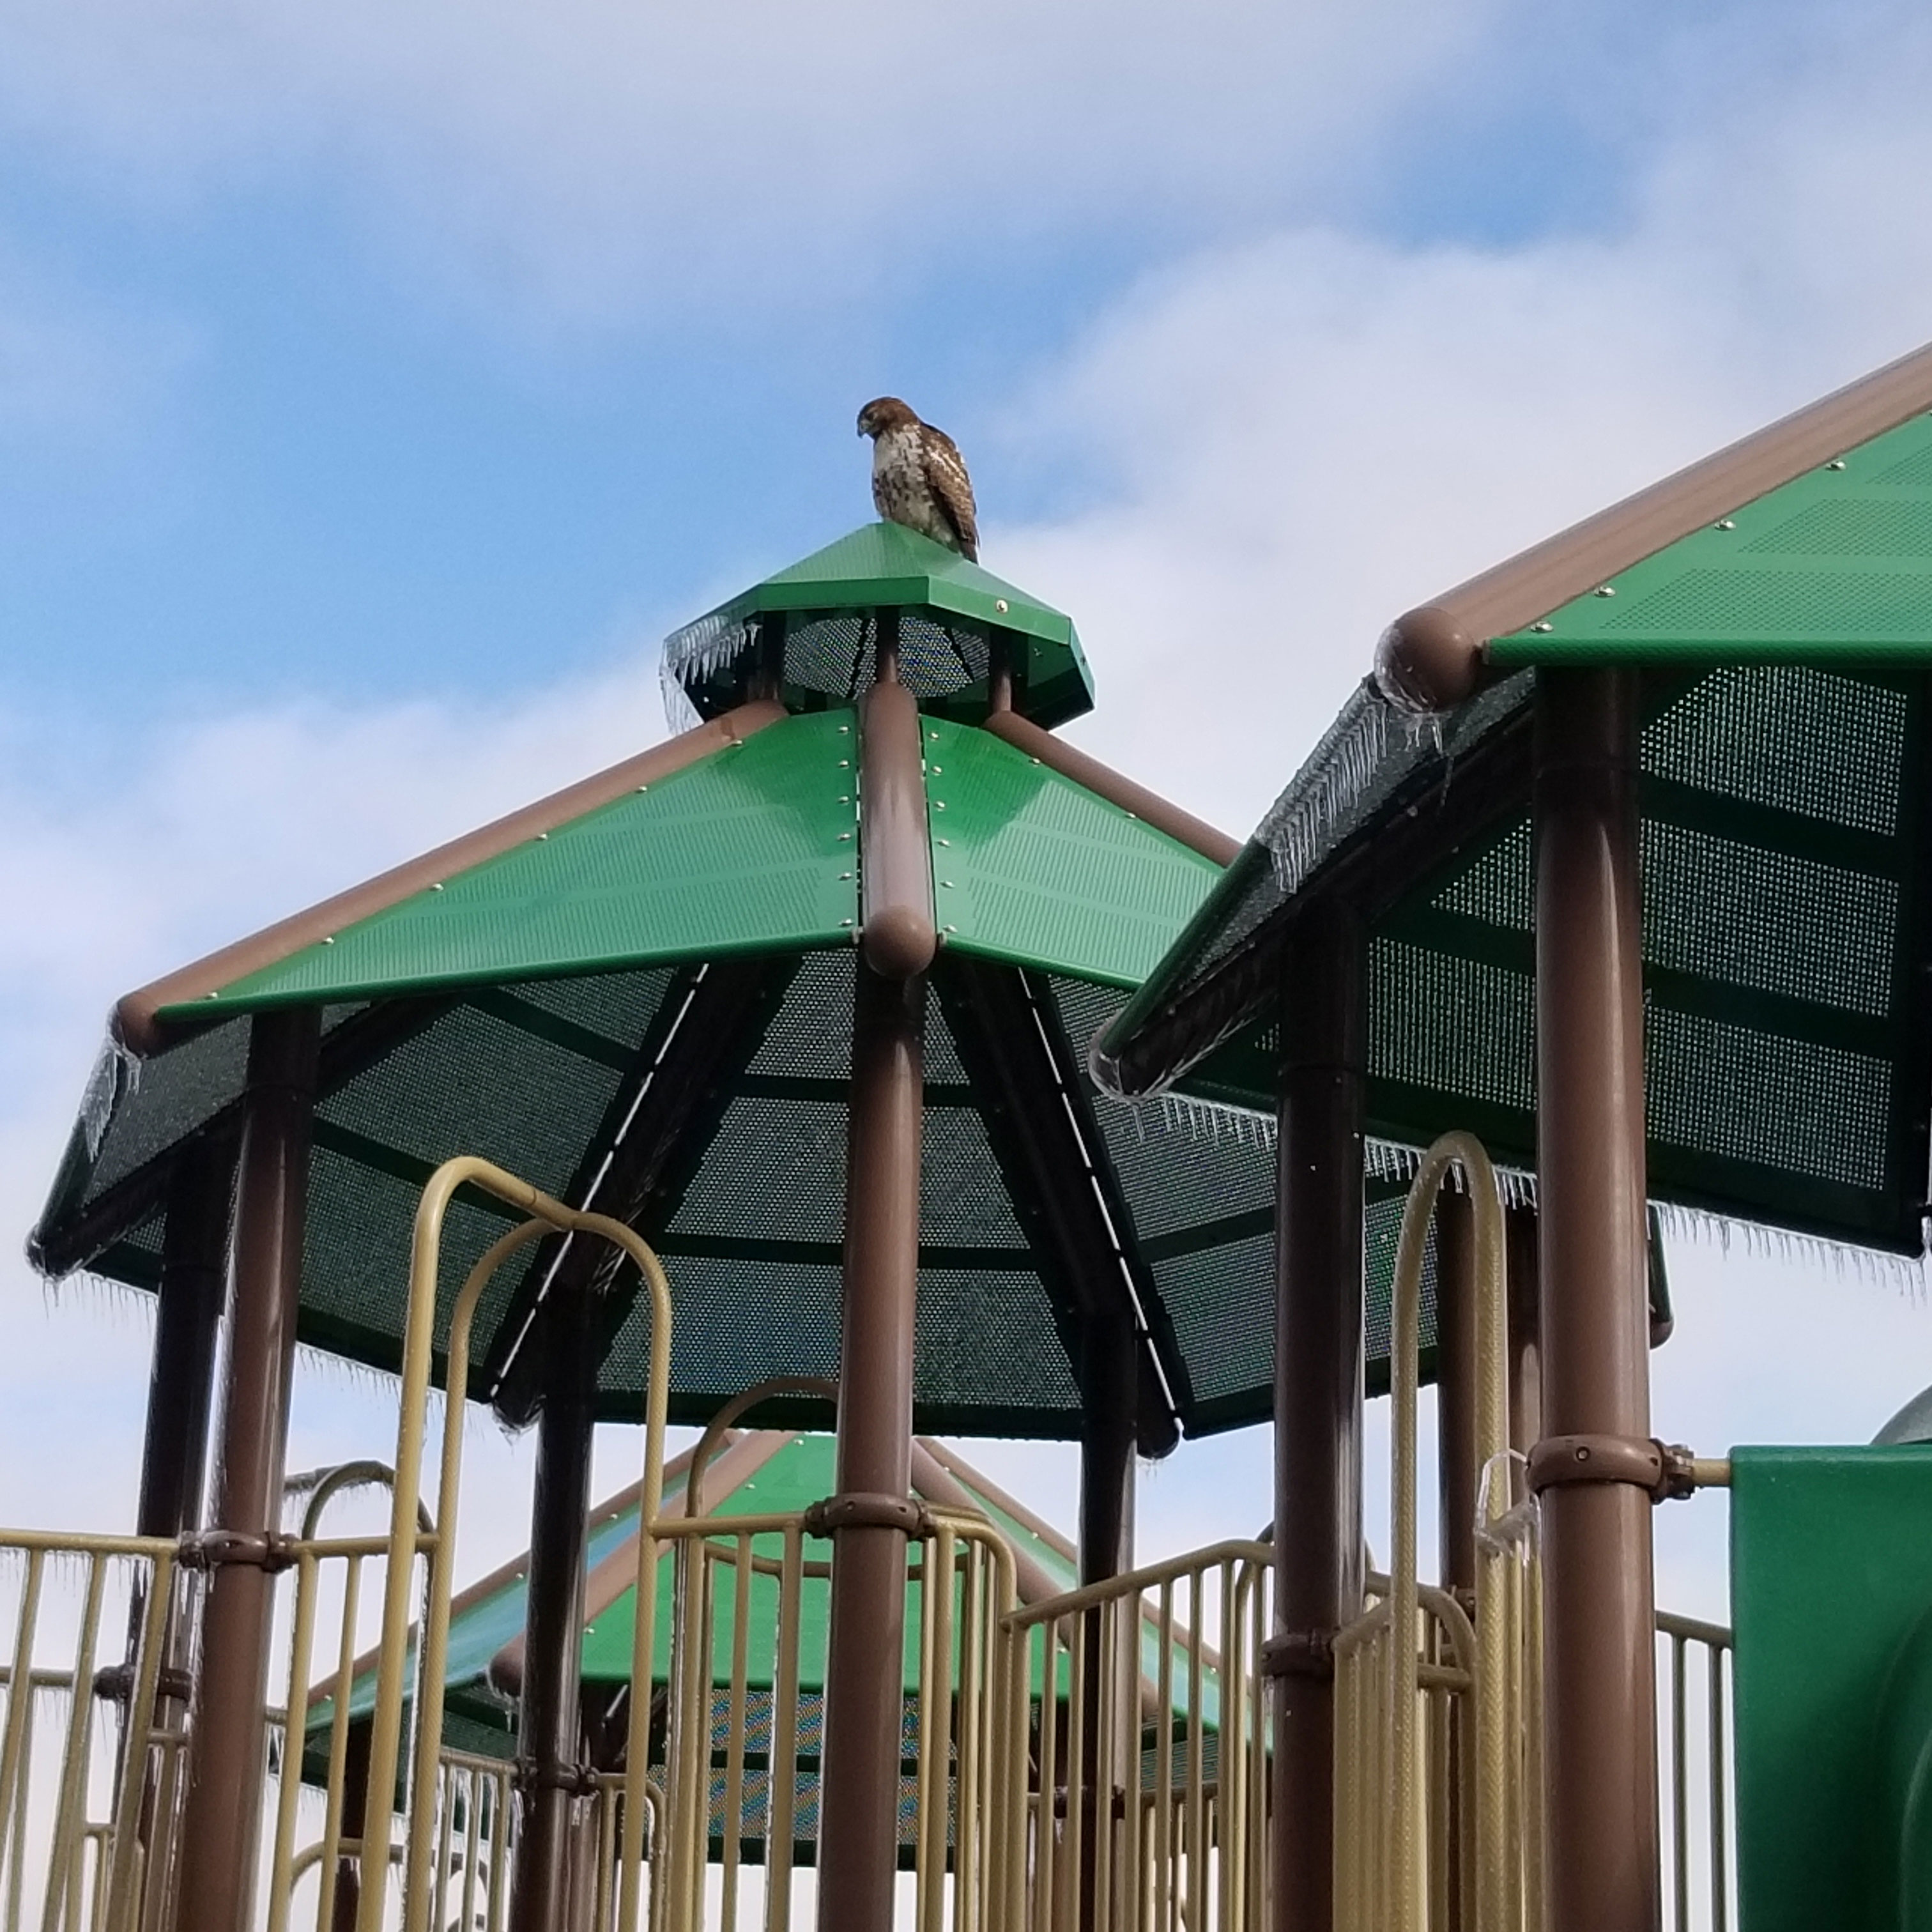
top-left (77, 1032), bottom-right (134, 1162)
top-left (659, 610), bottom-right (760, 731)
top-left (1254, 680), bottom-right (1399, 896)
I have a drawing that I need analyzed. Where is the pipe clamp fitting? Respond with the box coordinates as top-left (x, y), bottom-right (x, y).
top-left (1259, 1630), bottom-right (1333, 1681)
top-left (177, 1529), bottom-right (296, 1572)
top-left (1528, 1433), bottom-right (1698, 1503)
top-left (803, 1492), bottom-right (931, 1537)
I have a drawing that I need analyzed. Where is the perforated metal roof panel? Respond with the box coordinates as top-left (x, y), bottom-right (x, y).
top-left (663, 523), bottom-right (1096, 730)
top-left (167, 714), bottom-right (861, 1016)
top-left (1098, 368), bottom-right (1932, 1259)
top-left (923, 717), bottom-right (1223, 988)
top-left (1492, 412), bottom-right (1932, 666)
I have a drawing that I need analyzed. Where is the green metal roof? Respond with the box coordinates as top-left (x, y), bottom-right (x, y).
top-left (35, 689), bottom-right (1309, 1441)
top-left (307, 1432), bottom-right (1214, 1765)
top-left (1096, 384), bottom-right (1932, 1260)
top-left (144, 709), bottom-right (1213, 1020)
top-left (924, 717), bottom-right (1222, 988)
top-left (663, 523), bottom-right (1096, 731)
top-left (168, 712), bottom-right (861, 1016)
top-left (1492, 411), bottom-right (1932, 668)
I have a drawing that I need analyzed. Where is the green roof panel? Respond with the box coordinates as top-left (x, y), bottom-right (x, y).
top-left (926, 717), bottom-right (1224, 989)
top-left (169, 712), bottom-right (861, 1016)
top-left (1492, 411), bottom-right (1932, 667)
top-left (664, 524), bottom-right (1097, 731)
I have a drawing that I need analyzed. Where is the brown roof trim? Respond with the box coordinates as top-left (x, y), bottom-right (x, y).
top-left (489, 1429), bottom-right (792, 1697)
top-left (1378, 337), bottom-right (1932, 710)
top-left (981, 712), bottom-right (1240, 866)
top-left (916, 1436), bottom-right (1077, 1565)
top-left (309, 1432), bottom-right (721, 1711)
top-left (118, 700), bottom-right (790, 1057)
top-left (907, 1438), bottom-right (1066, 1609)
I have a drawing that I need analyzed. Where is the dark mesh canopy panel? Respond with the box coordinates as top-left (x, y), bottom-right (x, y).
top-left (1107, 661), bottom-right (1932, 1257)
top-left (1365, 664), bottom-right (1925, 1245)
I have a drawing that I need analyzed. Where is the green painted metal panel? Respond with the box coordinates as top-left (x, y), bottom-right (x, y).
top-left (171, 713), bottom-right (861, 1015)
top-left (1494, 413), bottom-right (1932, 664)
top-left (694, 522), bottom-right (1075, 647)
top-left (663, 523), bottom-right (1096, 730)
top-left (924, 718), bottom-right (1224, 989)
top-left (1731, 1443), bottom-right (1932, 1932)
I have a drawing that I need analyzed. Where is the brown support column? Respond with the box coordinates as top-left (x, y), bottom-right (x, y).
top-left (1533, 666), bottom-right (1659, 1932)
top-left (120, 1146), bottom-right (232, 1840)
top-left (1078, 1302), bottom-right (1137, 1586)
top-left (1078, 1303), bottom-right (1137, 1930)
top-left (1269, 899), bottom-right (1366, 1932)
top-left (139, 1145), bottom-right (231, 1541)
top-left (509, 1285), bottom-right (599, 1932)
top-left (174, 1007), bottom-right (319, 1932)
top-left (331, 1721), bottom-right (373, 1932)
top-left (1505, 1205), bottom-right (1542, 1457)
top-left (817, 962), bottom-right (925, 1932)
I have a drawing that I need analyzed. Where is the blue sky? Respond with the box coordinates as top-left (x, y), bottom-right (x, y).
top-left (7, 0), bottom-right (1932, 1611)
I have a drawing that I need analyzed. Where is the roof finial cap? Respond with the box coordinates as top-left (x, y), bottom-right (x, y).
top-left (1374, 604), bottom-right (1482, 714)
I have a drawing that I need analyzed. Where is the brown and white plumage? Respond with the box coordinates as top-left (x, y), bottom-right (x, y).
top-left (857, 397), bottom-right (979, 562)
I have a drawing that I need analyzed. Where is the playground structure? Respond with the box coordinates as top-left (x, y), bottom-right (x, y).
top-left (14, 337), bottom-right (1932, 1931)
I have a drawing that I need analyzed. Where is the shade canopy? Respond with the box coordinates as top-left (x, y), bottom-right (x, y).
top-left (663, 523), bottom-right (1096, 732)
top-left (1096, 341), bottom-right (1932, 1259)
top-left (35, 524), bottom-right (1413, 1444)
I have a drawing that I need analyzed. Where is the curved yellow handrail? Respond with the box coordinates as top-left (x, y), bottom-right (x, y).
top-left (1385, 1131), bottom-right (1508, 1932)
top-left (350, 1155), bottom-right (673, 1932)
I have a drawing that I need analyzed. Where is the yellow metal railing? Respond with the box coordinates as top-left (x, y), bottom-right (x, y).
top-left (646, 1507), bottom-right (1020, 1932)
top-left (335, 1155), bottom-right (675, 1932)
top-left (1657, 1611), bottom-right (1733, 1932)
top-left (1002, 1540), bottom-right (1273, 1932)
top-left (1332, 1131), bottom-right (1543, 1932)
top-left (0, 1127), bottom-right (1742, 1932)
top-left (0, 1529), bottom-right (190, 1932)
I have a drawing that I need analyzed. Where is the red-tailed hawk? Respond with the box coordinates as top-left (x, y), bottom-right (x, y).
top-left (857, 397), bottom-right (979, 562)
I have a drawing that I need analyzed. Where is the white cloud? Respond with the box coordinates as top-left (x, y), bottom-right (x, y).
top-left (0, 654), bottom-right (669, 1535)
top-left (0, 0), bottom-right (1499, 320)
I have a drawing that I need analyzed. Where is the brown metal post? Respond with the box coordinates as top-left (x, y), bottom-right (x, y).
top-left (120, 1145), bottom-right (232, 1843)
top-left (1533, 666), bottom-right (1659, 1932)
top-left (1505, 1204), bottom-right (1542, 1457)
top-left (139, 1145), bottom-right (231, 1541)
top-left (509, 1284), bottom-right (600, 1932)
top-left (816, 961), bottom-right (925, 1932)
top-left (1269, 899), bottom-right (1366, 1932)
top-left (174, 1007), bottom-right (319, 1932)
top-left (1078, 1303), bottom-right (1137, 1929)
top-left (331, 1720), bottom-right (373, 1932)
top-left (1078, 1303), bottom-right (1137, 1585)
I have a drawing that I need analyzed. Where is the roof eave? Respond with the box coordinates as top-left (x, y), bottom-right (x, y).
top-left (1377, 337), bottom-right (1932, 710)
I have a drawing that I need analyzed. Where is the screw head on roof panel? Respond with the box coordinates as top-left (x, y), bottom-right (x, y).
top-left (1828, 459), bottom-right (1847, 470)
top-left (1593, 585), bottom-right (1616, 598)
top-left (1531, 622), bottom-right (1553, 633)
top-left (1715, 519), bottom-right (1735, 530)
top-left (995, 599), bottom-right (1008, 613)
